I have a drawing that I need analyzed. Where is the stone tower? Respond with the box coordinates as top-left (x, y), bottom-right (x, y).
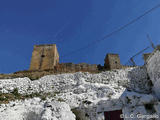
top-left (143, 53), bottom-right (151, 63)
top-left (104, 53), bottom-right (122, 70)
top-left (29, 44), bottom-right (59, 70)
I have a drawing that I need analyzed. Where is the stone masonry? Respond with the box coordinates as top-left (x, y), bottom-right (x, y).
top-left (29, 44), bottom-right (59, 70)
top-left (143, 53), bottom-right (151, 63)
top-left (104, 54), bottom-right (122, 70)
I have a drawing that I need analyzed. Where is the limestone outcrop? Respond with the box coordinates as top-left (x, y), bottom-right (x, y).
top-left (1, 49), bottom-right (160, 119)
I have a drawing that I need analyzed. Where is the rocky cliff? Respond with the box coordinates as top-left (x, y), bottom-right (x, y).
top-left (0, 50), bottom-right (160, 120)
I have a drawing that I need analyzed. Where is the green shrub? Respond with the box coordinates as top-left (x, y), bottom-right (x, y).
top-left (12, 88), bottom-right (20, 98)
top-left (57, 98), bottom-right (65, 102)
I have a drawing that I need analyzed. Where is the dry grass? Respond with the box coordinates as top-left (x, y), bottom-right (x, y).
top-left (0, 69), bottom-right (100, 80)
top-left (0, 89), bottom-right (52, 104)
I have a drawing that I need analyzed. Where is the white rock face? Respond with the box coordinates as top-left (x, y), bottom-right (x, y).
top-left (147, 50), bottom-right (160, 99)
top-left (0, 67), bottom-right (151, 95)
top-left (0, 66), bottom-right (156, 120)
top-left (0, 98), bottom-right (75, 120)
top-left (77, 89), bottom-right (159, 120)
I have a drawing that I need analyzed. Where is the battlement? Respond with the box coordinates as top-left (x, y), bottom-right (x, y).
top-left (34, 44), bottom-right (57, 47)
top-left (55, 63), bottom-right (98, 73)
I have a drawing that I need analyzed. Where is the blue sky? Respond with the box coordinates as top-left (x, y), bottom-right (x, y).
top-left (0, 0), bottom-right (160, 73)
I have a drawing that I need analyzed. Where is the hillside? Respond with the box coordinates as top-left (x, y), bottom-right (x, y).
top-left (0, 49), bottom-right (160, 120)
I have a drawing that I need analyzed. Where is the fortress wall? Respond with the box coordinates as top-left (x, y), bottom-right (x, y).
top-left (0, 63), bottom-right (99, 80)
top-left (55, 63), bottom-right (98, 73)
top-left (0, 63), bottom-right (133, 80)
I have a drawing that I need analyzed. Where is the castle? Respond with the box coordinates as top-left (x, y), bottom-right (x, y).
top-left (29, 44), bottom-right (151, 71)
top-left (0, 44), bottom-right (152, 80)
top-left (29, 44), bottom-right (123, 71)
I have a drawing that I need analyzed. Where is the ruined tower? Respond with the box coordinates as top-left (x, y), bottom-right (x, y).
top-left (29, 44), bottom-right (59, 70)
top-left (104, 53), bottom-right (122, 70)
top-left (143, 53), bottom-right (151, 63)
